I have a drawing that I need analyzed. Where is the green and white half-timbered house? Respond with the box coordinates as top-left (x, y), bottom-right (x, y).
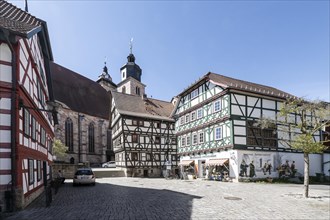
top-left (110, 52), bottom-right (178, 177)
top-left (174, 72), bottom-right (329, 181)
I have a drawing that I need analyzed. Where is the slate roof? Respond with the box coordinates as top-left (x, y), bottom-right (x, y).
top-left (0, 0), bottom-right (42, 37)
top-left (50, 62), bottom-right (110, 119)
top-left (179, 72), bottom-right (295, 99)
top-left (112, 91), bottom-right (174, 121)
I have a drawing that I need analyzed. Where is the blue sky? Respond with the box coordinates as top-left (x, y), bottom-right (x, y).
top-left (9, 0), bottom-right (330, 102)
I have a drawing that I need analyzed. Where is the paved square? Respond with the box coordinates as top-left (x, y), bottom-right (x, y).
top-left (4, 178), bottom-right (330, 220)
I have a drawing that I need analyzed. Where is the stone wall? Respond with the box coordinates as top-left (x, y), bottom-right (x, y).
top-left (54, 106), bottom-right (110, 165)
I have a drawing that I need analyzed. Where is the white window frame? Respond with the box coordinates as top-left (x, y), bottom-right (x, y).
top-left (197, 108), bottom-right (203, 119)
top-left (214, 99), bottom-right (222, 112)
top-left (215, 127), bottom-right (222, 140)
top-left (180, 117), bottom-right (184, 125)
top-left (191, 88), bottom-right (199, 99)
top-left (186, 136), bottom-right (191, 146)
top-left (199, 132), bottom-right (204, 143)
top-left (185, 114), bottom-right (190, 124)
top-left (181, 136), bottom-right (186, 146)
top-left (191, 111), bottom-right (196, 121)
top-left (192, 133), bottom-right (198, 145)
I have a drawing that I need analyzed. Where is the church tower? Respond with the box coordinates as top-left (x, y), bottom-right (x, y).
top-left (117, 41), bottom-right (146, 97)
top-left (97, 62), bottom-right (117, 92)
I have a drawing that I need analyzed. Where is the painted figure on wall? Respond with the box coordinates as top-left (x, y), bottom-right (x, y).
top-left (290, 161), bottom-right (296, 177)
top-left (249, 161), bottom-right (256, 177)
top-left (263, 162), bottom-right (272, 175)
top-left (240, 160), bottom-right (248, 177)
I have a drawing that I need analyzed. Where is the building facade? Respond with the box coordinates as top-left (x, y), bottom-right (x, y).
top-left (174, 72), bottom-right (329, 181)
top-left (0, 1), bottom-right (56, 211)
top-left (110, 53), bottom-right (178, 177)
top-left (51, 62), bottom-right (116, 165)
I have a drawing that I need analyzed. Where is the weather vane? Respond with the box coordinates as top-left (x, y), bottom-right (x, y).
top-left (129, 38), bottom-right (134, 54)
top-left (104, 56), bottom-right (107, 66)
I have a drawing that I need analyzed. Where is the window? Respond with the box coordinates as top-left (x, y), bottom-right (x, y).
top-left (65, 118), bottom-right (73, 151)
top-left (132, 134), bottom-right (138, 143)
top-left (39, 61), bottom-right (46, 85)
top-left (40, 127), bottom-right (46, 146)
top-left (136, 87), bottom-right (140, 95)
top-left (133, 120), bottom-right (143, 126)
top-left (37, 80), bottom-right (44, 106)
top-left (171, 138), bottom-right (177, 144)
top-left (154, 153), bottom-right (160, 160)
top-left (185, 114), bottom-right (190, 124)
top-left (146, 153), bottom-right (151, 161)
top-left (37, 160), bottom-right (42, 181)
top-left (186, 136), bottom-right (191, 146)
top-left (24, 109), bottom-right (30, 136)
top-left (197, 108), bottom-right (203, 119)
top-left (215, 127), bottom-right (222, 140)
top-left (192, 133), bottom-right (198, 145)
top-left (132, 152), bottom-right (138, 161)
top-left (88, 123), bottom-right (95, 152)
top-left (180, 117), bottom-right (184, 125)
top-left (191, 88), bottom-right (199, 99)
top-left (171, 154), bottom-right (177, 161)
top-left (31, 116), bottom-right (36, 140)
top-left (247, 120), bottom-right (277, 148)
top-left (155, 122), bottom-right (161, 128)
top-left (122, 86), bottom-right (126, 94)
top-left (214, 99), bottom-right (221, 112)
top-left (155, 136), bottom-right (161, 144)
top-left (139, 120), bottom-right (144, 127)
top-left (28, 159), bottom-right (34, 185)
top-left (191, 111), bottom-right (196, 121)
top-left (132, 120), bottom-right (138, 126)
top-left (181, 137), bottom-right (186, 146)
top-left (48, 139), bottom-right (53, 154)
top-left (199, 132), bottom-right (204, 143)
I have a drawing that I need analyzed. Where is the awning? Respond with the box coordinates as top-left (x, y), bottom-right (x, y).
top-left (178, 160), bottom-right (194, 166)
top-left (207, 158), bottom-right (229, 166)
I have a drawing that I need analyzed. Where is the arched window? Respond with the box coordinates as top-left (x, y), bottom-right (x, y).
top-left (65, 118), bottom-right (73, 151)
top-left (122, 86), bottom-right (126, 94)
top-left (88, 123), bottom-right (95, 153)
top-left (136, 87), bottom-right (140, 95)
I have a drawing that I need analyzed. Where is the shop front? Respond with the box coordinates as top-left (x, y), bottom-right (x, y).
top-left (205, 158), bottom-right (230, 181)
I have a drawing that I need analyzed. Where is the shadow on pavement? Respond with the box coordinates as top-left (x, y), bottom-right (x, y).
top-left (4, 180), bottom-right (202, 220)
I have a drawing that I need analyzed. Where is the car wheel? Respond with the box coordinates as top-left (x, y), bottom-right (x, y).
top-left (92, 182), bottom-right (96, 186)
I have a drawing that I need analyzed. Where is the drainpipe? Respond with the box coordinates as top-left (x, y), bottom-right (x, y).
top-left (2, 30), bottom-right (17, 212)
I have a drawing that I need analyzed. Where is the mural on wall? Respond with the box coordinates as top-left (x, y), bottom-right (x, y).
top-left (239, 152), bottom-right (298, 178)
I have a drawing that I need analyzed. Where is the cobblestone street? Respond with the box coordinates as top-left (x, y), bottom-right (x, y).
top-left (4, 178), bottom-right (330, 220)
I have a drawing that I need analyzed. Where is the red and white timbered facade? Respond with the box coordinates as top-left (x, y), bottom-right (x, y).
top-left (0, 1), bottom-right (55, 211)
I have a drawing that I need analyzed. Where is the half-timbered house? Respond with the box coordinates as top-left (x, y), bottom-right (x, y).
top-left (110, 52), bottom-right (178, 177)
top-left (0, 1), bottom-right (56, 211)
top-left (174, 72), bottom-right (329, 181)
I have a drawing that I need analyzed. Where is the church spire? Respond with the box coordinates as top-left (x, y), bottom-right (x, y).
top-left (98, 58), bottom-right (112, 82)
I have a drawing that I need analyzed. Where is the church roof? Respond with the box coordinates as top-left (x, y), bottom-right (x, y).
top-left (179, 72), bottom-right (295, 99)
top-left (0, 1), bottom-right (41, 38)
top-left (112, 91), bottom-right (174, 121)
top-left (50, 62), bottom-right (110, 119)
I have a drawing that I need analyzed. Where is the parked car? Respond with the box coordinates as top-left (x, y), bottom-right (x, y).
top-left (73, 168), bottom-right (95, 186)
top-left (102, 161), bottom-right (116, 168)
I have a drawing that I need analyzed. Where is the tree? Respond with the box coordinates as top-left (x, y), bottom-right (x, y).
top-left (259, 98), bottom-right (330, 198)
top-left (53, 139), bottom-right (68, 161)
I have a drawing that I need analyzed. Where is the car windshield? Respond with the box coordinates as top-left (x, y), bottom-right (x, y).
top-left (75, 170), bottom-right (93, 175)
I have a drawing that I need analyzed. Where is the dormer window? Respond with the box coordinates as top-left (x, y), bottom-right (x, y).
top-left (122, 71), bottom-right (126, 79)
top-left (122, 86), bottom-right (126, 94)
